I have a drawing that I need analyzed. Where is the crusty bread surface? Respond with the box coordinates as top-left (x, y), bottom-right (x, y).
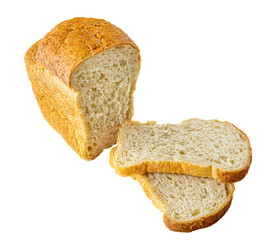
top-left (132, 172), bottom-right (234, 232)
top-left (110, 119), bottom-right (252, 182)
top-left (25, 18), bottom-right (141, 160)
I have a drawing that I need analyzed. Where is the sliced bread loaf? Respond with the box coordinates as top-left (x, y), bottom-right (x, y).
top-left (110, 119), bottom-right (252, 182)
top-left (25, 17), bottom-right (141, 160)
top-left (132, 172), bottom-right (234, 232)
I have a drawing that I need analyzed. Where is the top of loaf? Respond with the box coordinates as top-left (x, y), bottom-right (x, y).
top-left (25, 17), bottom-right (140, 87)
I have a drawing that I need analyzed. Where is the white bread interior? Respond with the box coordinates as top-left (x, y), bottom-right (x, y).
top-left (141, 173), bottom-right (232, 222)
top-left (115, 119), bottom-right (250, 171)
top-left (71, 45), bottom-right (140, 159)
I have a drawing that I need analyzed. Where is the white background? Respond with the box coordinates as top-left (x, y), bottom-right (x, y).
top-left (1, 0), bottom-right (278, 239)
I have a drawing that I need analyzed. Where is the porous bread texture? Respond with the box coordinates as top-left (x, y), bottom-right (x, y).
top-left (144, 173), bottom-right (230, 221)
top-left (133, 173), bottom-right (234, 232)
top-left (71, 45), bottom-right (140, 159)
top-left (25, 18), bottom-right (141, 160)
top-left (110, 119), bottom-right (252, 182)
top-left (116, 119), bottom-right (249, 169)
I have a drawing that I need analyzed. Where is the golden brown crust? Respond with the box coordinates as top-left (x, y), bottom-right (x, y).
top-left (163, 191), bottom-right (233, 232)
top-left (35, 17), bottom-right (139, 87)
top-left (25, 18), bottom-right (140, 160)
top-left (133, 174), bottom-right (235, 232)
top-left (109, 147), bottom-right (117, 168)
top-left (213, 153), bottom-right (252, 182)
top-left (25, 41), bottom-right (88, 158)
top-left (131, 174), bottom-right (166, 214)
top-left (111, 156), bottom-right (251, 183)
top-left (110, 119), bottom-right (252, 183)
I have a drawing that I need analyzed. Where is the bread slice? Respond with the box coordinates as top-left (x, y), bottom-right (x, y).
top-left (132, 172), bottom-right (234, 232)
top-left (25, 18), bottom-right (141, 160)
top-left (110, 119), bottom-right (252, 182)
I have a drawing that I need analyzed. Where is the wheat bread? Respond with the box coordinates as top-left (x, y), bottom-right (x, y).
top-left (25, 18), bottom-right (141, 160)
top-left (110, 119), bottom-right (252, 182)
top-left (132, 172), bottom-right (234, 232)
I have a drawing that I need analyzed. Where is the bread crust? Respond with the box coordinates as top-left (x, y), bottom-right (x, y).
top-left (25, 41), bottom-right (88, 158)
top-left (132, 174), bottom-right (235, 232)
top-left (163, 190), bottom-right (233, 232)
top-left (25, 18), bottom-right (140, 159)
top-left (110, 119), bottom-right (252, 183)
top-left (35, 17), bottom-right (140, 87)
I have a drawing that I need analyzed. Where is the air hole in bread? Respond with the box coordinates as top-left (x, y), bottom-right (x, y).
top-left (119, 60), bottom-right (127, 66)
top-left (214, 159), bottom-right (222, 164)
top-left (100, 73), bottom-right (105, 80)
top-left (179, 150), bottom-right (186, 155)
top-left (239, 133), bottom-right (246, 141)
top-left (220, 155), bottom-right (227, 161)
top-left (192, 208), bottom-right (200, 216)
top-left (115, 46), bottom-right (125, 50)
top-left (166, 175), bottom-right (172, 180)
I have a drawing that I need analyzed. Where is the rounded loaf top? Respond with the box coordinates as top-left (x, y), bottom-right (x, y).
top-left (33, 17), bottom-right (140, 87)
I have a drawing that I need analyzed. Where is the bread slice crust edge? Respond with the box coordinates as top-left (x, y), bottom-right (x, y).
top-left (110, 120), bottom-right (252, 183)
top-left (132, 173), bottom-right (235, 233)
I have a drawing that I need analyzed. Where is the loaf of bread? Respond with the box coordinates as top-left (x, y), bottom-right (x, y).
top-left (25, 18), bottom-right (141, 160)
top-left (132, 172), bottom-right (234, 232)
top-left (110, 118), bottom-right (252, 182)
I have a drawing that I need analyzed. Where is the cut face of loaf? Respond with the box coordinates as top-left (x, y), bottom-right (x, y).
top-left (25, 18), bottom-right (141, 160)
top-left (133, 173), bottom-right (234, 232)
top-left (71, 45), bottom-right (140, 159)
top-left (110, 119), bottom-right (252, 182)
